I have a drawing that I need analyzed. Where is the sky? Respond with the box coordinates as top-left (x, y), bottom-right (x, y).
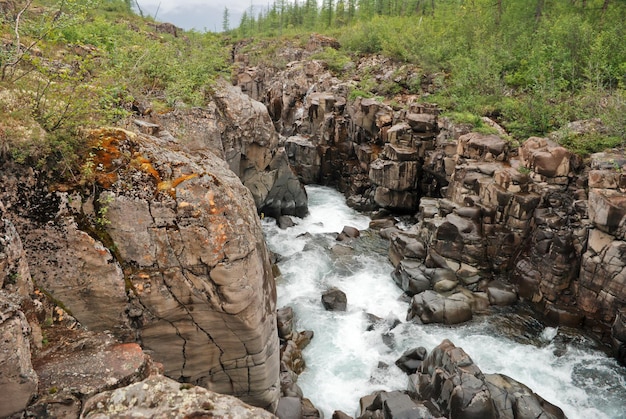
top-left (134, 0), bottom-right (265, 32)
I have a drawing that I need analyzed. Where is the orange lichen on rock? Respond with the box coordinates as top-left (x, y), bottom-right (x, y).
top-left (157, 173), bottom-right (199, 199)
top-left (86, 128), bottom-right (133, 188)
top-left (131, 155), bottom-right (162, 183)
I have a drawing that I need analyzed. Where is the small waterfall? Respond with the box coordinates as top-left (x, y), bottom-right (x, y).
top-left (263, 186), bottom-right (626, 419)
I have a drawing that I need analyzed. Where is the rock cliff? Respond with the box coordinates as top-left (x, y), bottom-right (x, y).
top-left (0, 124), bottom-right (282, 411)
top-left (154, 81), bottom-right (308, 219)
top-left (233, 41), bottom-right (626, 363)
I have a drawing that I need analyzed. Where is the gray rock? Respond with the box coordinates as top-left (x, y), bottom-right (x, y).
top-left (486, 280), bottom-right (518, 306)
top-left (82, 375), bottom-right (277, 419)
top-left (276, 396), bottom-right (303, 419)
top-left (0, 296), bottom-right (38, 418)
top-left (322, 288), bottom-right (347, 311)
top-left (485, 373), bottom-right (565, 419)
top-left (408, 291), bottom-right (472, 325)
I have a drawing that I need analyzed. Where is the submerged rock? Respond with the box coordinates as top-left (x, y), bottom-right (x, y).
top-left (322, 288), bottom-right (348, 311)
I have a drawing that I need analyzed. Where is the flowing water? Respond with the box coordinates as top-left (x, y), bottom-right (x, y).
top-left (262, 185), bottom-right (626, 419)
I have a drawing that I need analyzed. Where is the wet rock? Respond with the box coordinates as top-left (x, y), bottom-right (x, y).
top-left (358, 391), bottom-right (437, 419)
top-left (544, 303), bottom-right (585, 327)
top-left (486, 280), bottom-right (518, 306)
top-left (277, 306), bottom-right (295, 340)
top-left (278, 215), bottom-right (296, 229)
top-left (485, 373), bottom-right (566, 419)
top-left (415, 339), bottom-right (496, 419)
top-left (408, 290), bottom-right (473, 325)
top-left (337, 225), bottom-right (361, 242)
top-left (302, 397), bottom-right (322, 418)
top-left (342, 225), bottom-right (361, 238)
top-left (395, 347), bottom-right (428, 375)
top-left (82, 375), bottom-right (276, 419)
top-left (322, 288), bottom-right (347, 311)
top-left (392, 259), bottom-right (432, 296)
top-left (614, 308), bottom-right (626, 366)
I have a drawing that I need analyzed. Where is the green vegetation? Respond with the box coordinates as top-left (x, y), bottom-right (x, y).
top-left (0, 0), bottom-right (229, 175)
top-left (0, 0), bottom-right (623, 169)
top-left (238, 0), bottom-right (625, 152)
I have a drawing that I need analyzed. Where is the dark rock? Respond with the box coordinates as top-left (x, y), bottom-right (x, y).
top-left (485, 373), bottom-right (566, 419)
top-left (393, 259), bottom-right (432, 296)
top-left (395, 346), bottom-right (428, 375)
top-left (322, 288), bottom-right (347, 311)
top-left (342, 225), bottom-right (361, 238)
top-left (302, 397), bottom-right (322, 418)
top-left (486, 280), bottom-right (518, 306)
top-left (416, 340), bottom-right (496, 419)
top-left (408, 291), bottom-right (473, 325)
top-left (277, 306), bottom-right (295, 340)
top-left (278, 215), bottom-right (296, 229)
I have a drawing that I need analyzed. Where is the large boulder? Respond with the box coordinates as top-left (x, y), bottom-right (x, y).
top-left (357, 390), bottom-right (438, 419)
top-left (2, 128), bottom-right (281, 409)
top-left (408, 290), bottom-right (473, 325)
top-left (82, 375), bottom-right (277, 419)
top-left (485, 373), bottom-right (565, 419)
top-left (155, 81), bottom-right (308, 219)
top-left (322, 288), bottom-right (348, 312)
top-left (414, 339), bottom-right (496, 419)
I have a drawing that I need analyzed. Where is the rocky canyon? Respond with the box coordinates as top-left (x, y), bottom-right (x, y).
top-left (0, 29), bottom-right (624, 419)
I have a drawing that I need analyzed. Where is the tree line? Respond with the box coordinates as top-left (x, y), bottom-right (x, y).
top-left (236, 0), bottom-right (617, 36)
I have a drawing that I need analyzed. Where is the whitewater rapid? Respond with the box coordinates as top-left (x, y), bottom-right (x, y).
top-left (262, 185), bottom-right (626, 419)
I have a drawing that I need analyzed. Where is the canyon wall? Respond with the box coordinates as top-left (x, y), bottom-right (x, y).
top-left (0, 80), bottom-right (306, 413)
top-left (234, 38), bottom-right (626, 363)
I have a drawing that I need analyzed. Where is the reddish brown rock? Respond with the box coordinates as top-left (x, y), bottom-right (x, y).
top-left (520, 137), bottom-right (571, 178)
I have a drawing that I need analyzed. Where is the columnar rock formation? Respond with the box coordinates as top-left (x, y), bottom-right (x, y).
top-left (234, 41), bottom-right (626, 362)
top-left (353, 340), bottom-right (564, 419)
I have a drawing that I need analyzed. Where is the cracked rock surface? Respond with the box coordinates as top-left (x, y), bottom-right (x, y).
top-left (0, 127), bottom-right (281, 409)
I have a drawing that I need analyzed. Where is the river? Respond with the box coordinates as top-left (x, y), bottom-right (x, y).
top-left (262, 185), bottom-right (626, 419)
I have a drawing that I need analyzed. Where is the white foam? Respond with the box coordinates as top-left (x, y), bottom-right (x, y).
top-left (264, 186), bottom-right (626, 419)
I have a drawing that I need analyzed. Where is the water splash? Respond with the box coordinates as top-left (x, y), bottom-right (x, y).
top-left (263, 186), bottom-right (626, 419)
